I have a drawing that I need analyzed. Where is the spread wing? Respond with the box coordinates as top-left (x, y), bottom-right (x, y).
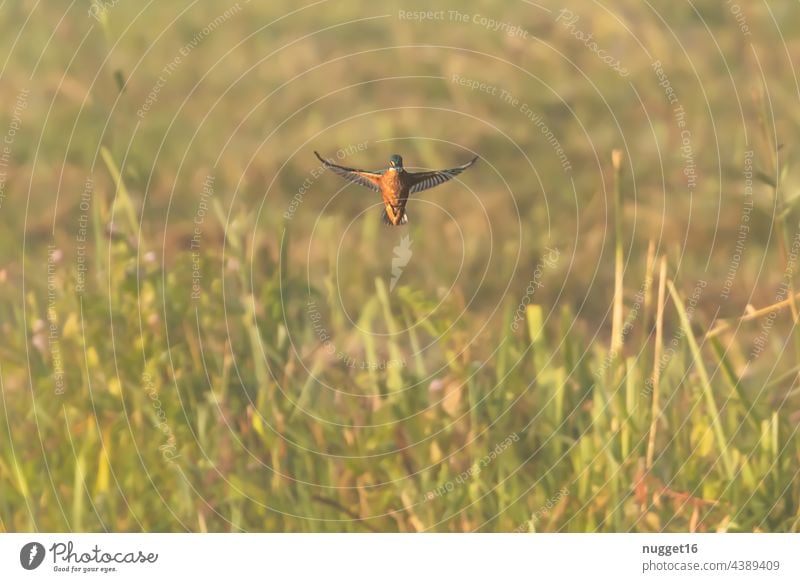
top-left (314, 151), bottom-right (382, 192)
top-left (408, 156), bottom-right (479, 195)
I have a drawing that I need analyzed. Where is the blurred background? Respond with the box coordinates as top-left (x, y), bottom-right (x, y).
top-left (0, 0), bottom-right (799, 532)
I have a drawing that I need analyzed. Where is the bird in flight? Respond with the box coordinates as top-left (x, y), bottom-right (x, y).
top-left (314, 151), bottom-right (479, 226)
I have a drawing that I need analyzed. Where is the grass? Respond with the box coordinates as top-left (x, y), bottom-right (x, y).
top-left (0, 1), bottom-right (799, 532)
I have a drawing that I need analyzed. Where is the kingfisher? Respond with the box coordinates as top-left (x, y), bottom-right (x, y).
top-left (314, 151), bottom-right (479, 226)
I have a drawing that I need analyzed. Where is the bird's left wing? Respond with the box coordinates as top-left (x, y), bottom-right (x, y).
top-left (408, 156), bottom-right (479, 195)
top-left (314, 151), bottom-right (382, 192)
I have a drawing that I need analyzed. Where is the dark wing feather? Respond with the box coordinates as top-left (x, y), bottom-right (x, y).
top-left (314, 151), bottom-right (382, 192)
top-left (408, 156), bottom-right (479, 195)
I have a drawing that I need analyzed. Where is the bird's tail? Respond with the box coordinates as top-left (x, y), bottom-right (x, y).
top-left (382, 210), bottom-right (408, 226)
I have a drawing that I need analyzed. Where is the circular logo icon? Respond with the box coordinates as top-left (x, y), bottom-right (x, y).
top-left (19, 542), bottom-right (46, 570)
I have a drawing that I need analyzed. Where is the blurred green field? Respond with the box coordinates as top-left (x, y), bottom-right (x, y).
top-left (1, 0), bottom-right (799, 532)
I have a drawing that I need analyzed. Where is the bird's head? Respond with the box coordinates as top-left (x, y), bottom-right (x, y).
top-left (388, 154), bottom-right (404, 170)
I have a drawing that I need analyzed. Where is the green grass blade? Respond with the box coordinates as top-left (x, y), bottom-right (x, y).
top-left (667, 280), bottom-right (735, 480)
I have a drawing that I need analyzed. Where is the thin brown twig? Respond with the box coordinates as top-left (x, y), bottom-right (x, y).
top-left (311, 495), bottom-right (380, 532)
top-left (705, 290), bottom-right (800, 339)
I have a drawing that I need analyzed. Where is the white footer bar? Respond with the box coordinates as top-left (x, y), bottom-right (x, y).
top-left (1, 533), bottom-right (797, 581)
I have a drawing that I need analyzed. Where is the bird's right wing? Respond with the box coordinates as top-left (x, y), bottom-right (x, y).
top-left (314, 151), bottom-right (382, 192)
